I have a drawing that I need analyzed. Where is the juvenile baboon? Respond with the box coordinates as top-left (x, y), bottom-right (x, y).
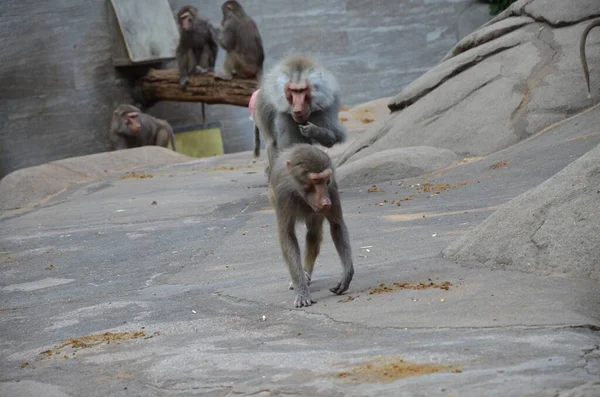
top-left (580, 19), bottom-right (600, 97)
top-left (176, 5), bottom-right (218, 88)
top-left (269, 144), bottom-right (354, 308)
top-left (252, 55), bottom-right (347, 174)
top-left (108, 105), bottom-right (177, 152)
top-left (214, 0), bottom-right (264, 81)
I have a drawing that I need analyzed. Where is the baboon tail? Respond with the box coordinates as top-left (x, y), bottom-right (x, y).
top-left (580, 20), bottom-right (600, 96)
top-left (170, 130), bottom-right (177, 152)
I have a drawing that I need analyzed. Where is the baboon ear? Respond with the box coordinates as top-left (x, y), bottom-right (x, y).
top-left (286, 160), bottom-right (293, 172)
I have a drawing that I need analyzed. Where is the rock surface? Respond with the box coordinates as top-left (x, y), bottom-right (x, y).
top-left (1, 1), bottom-right (599, 396)
top-left (338, 97), bottom-right (392, 135)
top-left (1, 92), bottom-right (599, 397)
top-left (0, 147), bottom-right (190, 210)
top-left (336, 146), bottom-right (459, 187)
top-left (444, 141), bottom-right (600, 280)
top-left (338, 0), bottom-right (600, 166)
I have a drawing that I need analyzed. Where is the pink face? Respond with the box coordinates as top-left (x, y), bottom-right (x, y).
top-left (180, 11), bottom-right (193, 31)
top-left (285, 82), bottom-right (311, 123)
top-left (305, 169), bottom-right (332, 212)
top-left (124, 112), bottom-right (142, 135)
top-left (287, 161), bottom-right (332, 213)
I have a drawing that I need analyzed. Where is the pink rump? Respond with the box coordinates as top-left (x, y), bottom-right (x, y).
top-left (249, 90), bottom-right (259, 118)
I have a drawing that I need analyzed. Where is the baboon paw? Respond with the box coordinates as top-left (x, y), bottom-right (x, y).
top-left (329, 282), bottom-right (350, 295)
top-left (298, 122), bottom-right (316, 138)
top-left (195, 66), bottom-right (209, 74)
top-left (294, 294), bottom-right (315, 308)
top-left (179, 77), bottom-right (188, 88)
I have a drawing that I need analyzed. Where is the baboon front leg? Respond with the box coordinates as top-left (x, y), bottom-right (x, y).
top-left (279, 218), bottom-right (314, 307)
top-left (289, 215), bottom-right (324, 290)
top-left (329, 220), bottom-right (354, 295)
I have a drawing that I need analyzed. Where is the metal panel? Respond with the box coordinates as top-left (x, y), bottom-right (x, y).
top-left (109, 0), bottom-right (178, 65)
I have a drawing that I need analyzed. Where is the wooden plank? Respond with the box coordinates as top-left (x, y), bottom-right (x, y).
top-left (110, 0), bottom-right (178, 65)
top-left (139, 69), bottom-right (258, 107)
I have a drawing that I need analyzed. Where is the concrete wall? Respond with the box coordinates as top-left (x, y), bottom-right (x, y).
top-left (0, 0), bottom-right (490, 178)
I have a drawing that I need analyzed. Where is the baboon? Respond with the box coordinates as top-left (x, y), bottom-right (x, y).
top-left (108, 105), bottom-right (177, 152)
top-left (269, 144), bottom-right (354, 308)
top-left (109, 104), bottom-right (142, 150)
top-left (176, 5), bottom-right (218, 123)
top-left (252, 55), bottom-right (347, 174)
top-left (214, 0), bottom-right (264, 81)
top-left (176, 5), bottom-right (218, 88)
top-left (580, 19), bottom-right (600, 97)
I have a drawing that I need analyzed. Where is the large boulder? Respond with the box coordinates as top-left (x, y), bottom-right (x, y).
top-left (336, 146), bottom-right (459, 187)
top-left (0, 147), bottom-right (190, 211)
top-left (443, 142), bottom-right (600, 280)
top-left (338, 0), bottom-right (600, 166)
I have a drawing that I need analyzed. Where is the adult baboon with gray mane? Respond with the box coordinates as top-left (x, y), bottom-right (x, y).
top-left (252, 55), bottom-right (347, 174)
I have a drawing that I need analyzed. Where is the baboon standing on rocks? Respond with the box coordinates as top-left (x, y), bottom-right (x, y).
top-left (252, 55), bottom-right (347, 174)
top-left (269, 144), bottom-right (354, 308)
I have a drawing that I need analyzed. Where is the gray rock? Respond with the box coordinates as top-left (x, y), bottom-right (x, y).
top-left (0, 381), bottom-right (72, 397)
top-left (494, 0), bottom-right (600, 26)
top-left (443, 16), bottom-right (534, 61)
top-left (336, 146), bottom-right (459, 187)
top-left (339, 3), bottom-right (600, 166)
top-left (443, 142), bottom-right (600, 280)
top-left (555, 382), bottom-right (600, 397)
top-left (480, 0), bottom-right (600, 33)
top-left (0, 147), bottom-right (189, 211)
top-left (1, 99), bottom-right (599, 397)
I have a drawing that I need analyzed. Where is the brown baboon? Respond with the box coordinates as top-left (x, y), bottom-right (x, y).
top-left (176, 5), bottom-right (218, 88)
top-left (269, 144), bottom-right (354, 308)
top-left (214, 1), bottom-right (264, 81)
top-left (108, 105), bottom-right (177, 152)
top-left (252, 55), bottom-right (347, 174)
top-left (579, 19), bottom-right (600, 97)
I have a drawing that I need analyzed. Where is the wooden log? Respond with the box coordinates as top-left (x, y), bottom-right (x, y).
top-left (139, 69), bottom-right (258, 107)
